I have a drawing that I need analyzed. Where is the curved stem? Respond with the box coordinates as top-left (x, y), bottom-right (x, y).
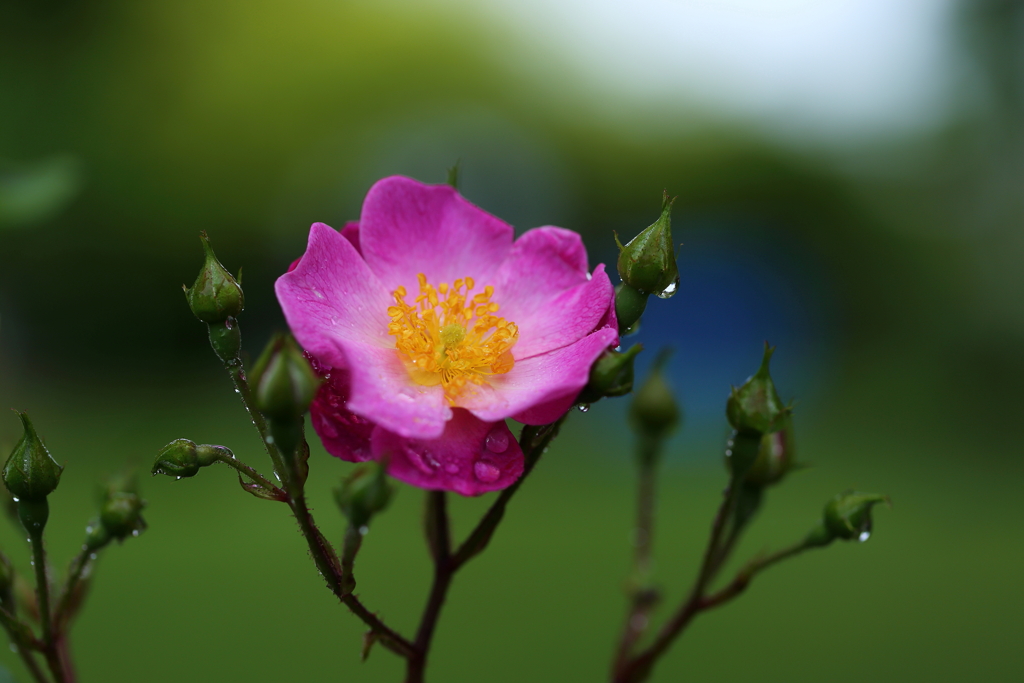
top-left (211, 451), bottom-right (286, 499)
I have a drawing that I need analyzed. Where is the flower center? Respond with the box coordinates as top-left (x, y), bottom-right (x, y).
top-left (387, 273), bottom-right (518, 400)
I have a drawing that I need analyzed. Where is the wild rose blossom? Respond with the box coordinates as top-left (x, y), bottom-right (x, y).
top-left (276, 176), bottom-right (617, 495)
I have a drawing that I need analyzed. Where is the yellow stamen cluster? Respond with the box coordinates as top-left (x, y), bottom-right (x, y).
top-left (387, 273), bottom-right (518, 401)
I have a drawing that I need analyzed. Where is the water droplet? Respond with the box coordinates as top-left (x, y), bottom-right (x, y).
top-left (473, 461), bottom-right (501, 483)
top-left (11, 497), bottom-right (18, 503)
top-left (484, 428), bottom-right (509, 453)
top-left (577, 404), bottom-right (590, 413)
top-left (131, 529), bottom-right (140, 537)
top-left (358, 525), bottom-right (369, 536)
top-left (857, 530), bottom-right (871, 542)
top-left (656, 277), bottom-right (679, 299)
top-left (89, 553), bottom-right (97, 560)
top-left (175, 476), bottom-right (182, 481)
top-left (266, 435), bottom-right (275, 444)
top-left (10, 643), bottom-right (18, 653)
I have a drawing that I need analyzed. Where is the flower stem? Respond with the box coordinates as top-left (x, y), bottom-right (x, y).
top-left (613, 442), bottom-right (661, 672)
top-left (407, 491), bottom-right (453, 683)
top-left (288, 489), bottom-right (416, 658)
top-left (613, 484), bottom-right (815, 683)
top-left (0, 606), bottom-right (49, 683)
top-left (27, 531), bottom-right (69, 683)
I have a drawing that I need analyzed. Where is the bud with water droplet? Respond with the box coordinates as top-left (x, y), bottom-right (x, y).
top-left (98, 473), bottom-right (147, 542)
top-left (251, 334), bottom-right (321, 421)
top-left (726, 343), bottom-right (789, 436)
top-left (578, 344), bottom-right (643, 404)
top-left (820, 491), bottom-right (890, 543)
top-left (334, 461), bottom-right (394, 529)
top-left (3, 412), bottom-right (63, 502)
top-left (616, 192), bottom-right (679, 298)
top-left (629, 351), bottom-right (681, 462)
top-left (184, 232), bottom-right (244, 324)
top-left (151, 439), bottom-right (225, 478)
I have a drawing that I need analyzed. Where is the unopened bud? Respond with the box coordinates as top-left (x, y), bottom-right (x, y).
top-left (99, 474), bottom-right (147, 541)
top-left (185, 232), bottom-right (244, 323)
top-left (578, 344), bottom-right (643, 404)
top-left (151, 439), bottom-right (224, 478)
top-left (3, 412), bottom-right (63, 502)
top-left (822, 491), bottom-right (890, 543)
top-left (616, 192), bottom-right (680, 298)
top-left (334, 462), bottom-right (394, 529)
top-left (726, 343), bottom-right (789, 436)
top-left (614, 284), bottom-right (649, 335)
top-left (744, 414), bottom-right (797, 487)
top-left (629, 350), bottom-right (681, 445)
top-left (251, 334), bottom-right (321, 420)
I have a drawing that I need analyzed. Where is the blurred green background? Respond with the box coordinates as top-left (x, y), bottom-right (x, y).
top-left (1, 0), bottom-right (1022, 681)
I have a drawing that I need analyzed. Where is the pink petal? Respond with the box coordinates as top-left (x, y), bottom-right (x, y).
top-left (493, 227), bottom-right (615, 358)
top-left (358, 176), bottom-right (514, 294)
top-left (460, 327), bottom-right (619, 423)
top-left (277, 222), bottom-right (451, 439)
top-left (341, 343), bottom-right (451, 439)
top-left (371, 409), bottom-right (523, 496)
top-left (308, 366), bottom-right (375, 463)
top-left (287, 221), bottom-right (360, 273)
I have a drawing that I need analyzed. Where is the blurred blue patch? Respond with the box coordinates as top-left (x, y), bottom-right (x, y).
top-left (585, 217), bottom-right (838, 462)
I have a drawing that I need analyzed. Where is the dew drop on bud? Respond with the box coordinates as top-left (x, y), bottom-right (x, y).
top-left (656, 277), bottom-right (679, 299)
top-left (858, 530), bottom-right (871, 542)
top-left (577, 404), bottom-right (591, 413)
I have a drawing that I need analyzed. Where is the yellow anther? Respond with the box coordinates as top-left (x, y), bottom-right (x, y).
top-left (388, 273), bottom-right (518, 402)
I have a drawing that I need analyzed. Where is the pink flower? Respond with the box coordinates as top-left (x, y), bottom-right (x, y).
top-left (276, 176), bottom-right (617, 495)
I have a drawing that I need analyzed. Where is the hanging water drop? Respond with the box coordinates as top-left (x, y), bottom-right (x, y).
top-left (857, 530), bottom-right (871, 542)
top-left (656, 277), bottom-right (679, 299)
top-left (577, 403), bottom-right (590, 413)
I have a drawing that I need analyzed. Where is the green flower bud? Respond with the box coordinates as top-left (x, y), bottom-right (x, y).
top-left (629, 350), bottom-right (681, 444)
top-left (185, 232), bottom-right (244, 323)
top-left (615, 192), bottom-right (679, 298)
top-left (334, 462), bottom-right (394, 529)
top-left (97, 473), bottom-right (147, 541)
top-left (251, 334), bottom-right (321, 421)
top-left (744, 414), bottom-right (797, 487)
top-left (578, 344), bottom-right (643, 404)
top-left (823, 491), bottom-right (890, 543)
top-left (726, 343), bottom-right (789, 436)
top-left (3, 412), bottom-right (63, 502)
top-left (614, 283), bottom-right (649, 335)
top-left (151, 439), bottom-right (224, 478)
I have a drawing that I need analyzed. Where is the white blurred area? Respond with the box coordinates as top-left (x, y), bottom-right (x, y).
top-left (414, 0), bottom-right (959, 140)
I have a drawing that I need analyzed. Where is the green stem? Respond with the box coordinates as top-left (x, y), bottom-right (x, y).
top-left (29, 532), bottom-right (67, 683)
top-left (53, 538), bottom-right (110, 628)
top-left (289, 491), bottom-right (415, 659)
top-left (223, 362), bottom-right (287, 481)
top-left (210, 451), bottom-right (287, 500)
top-left (0, 606), bottom-right (49, 683)
top-left (407, 491), bottom-right (452, 683)
top-left (613, 443), bottom-right (661, 672)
